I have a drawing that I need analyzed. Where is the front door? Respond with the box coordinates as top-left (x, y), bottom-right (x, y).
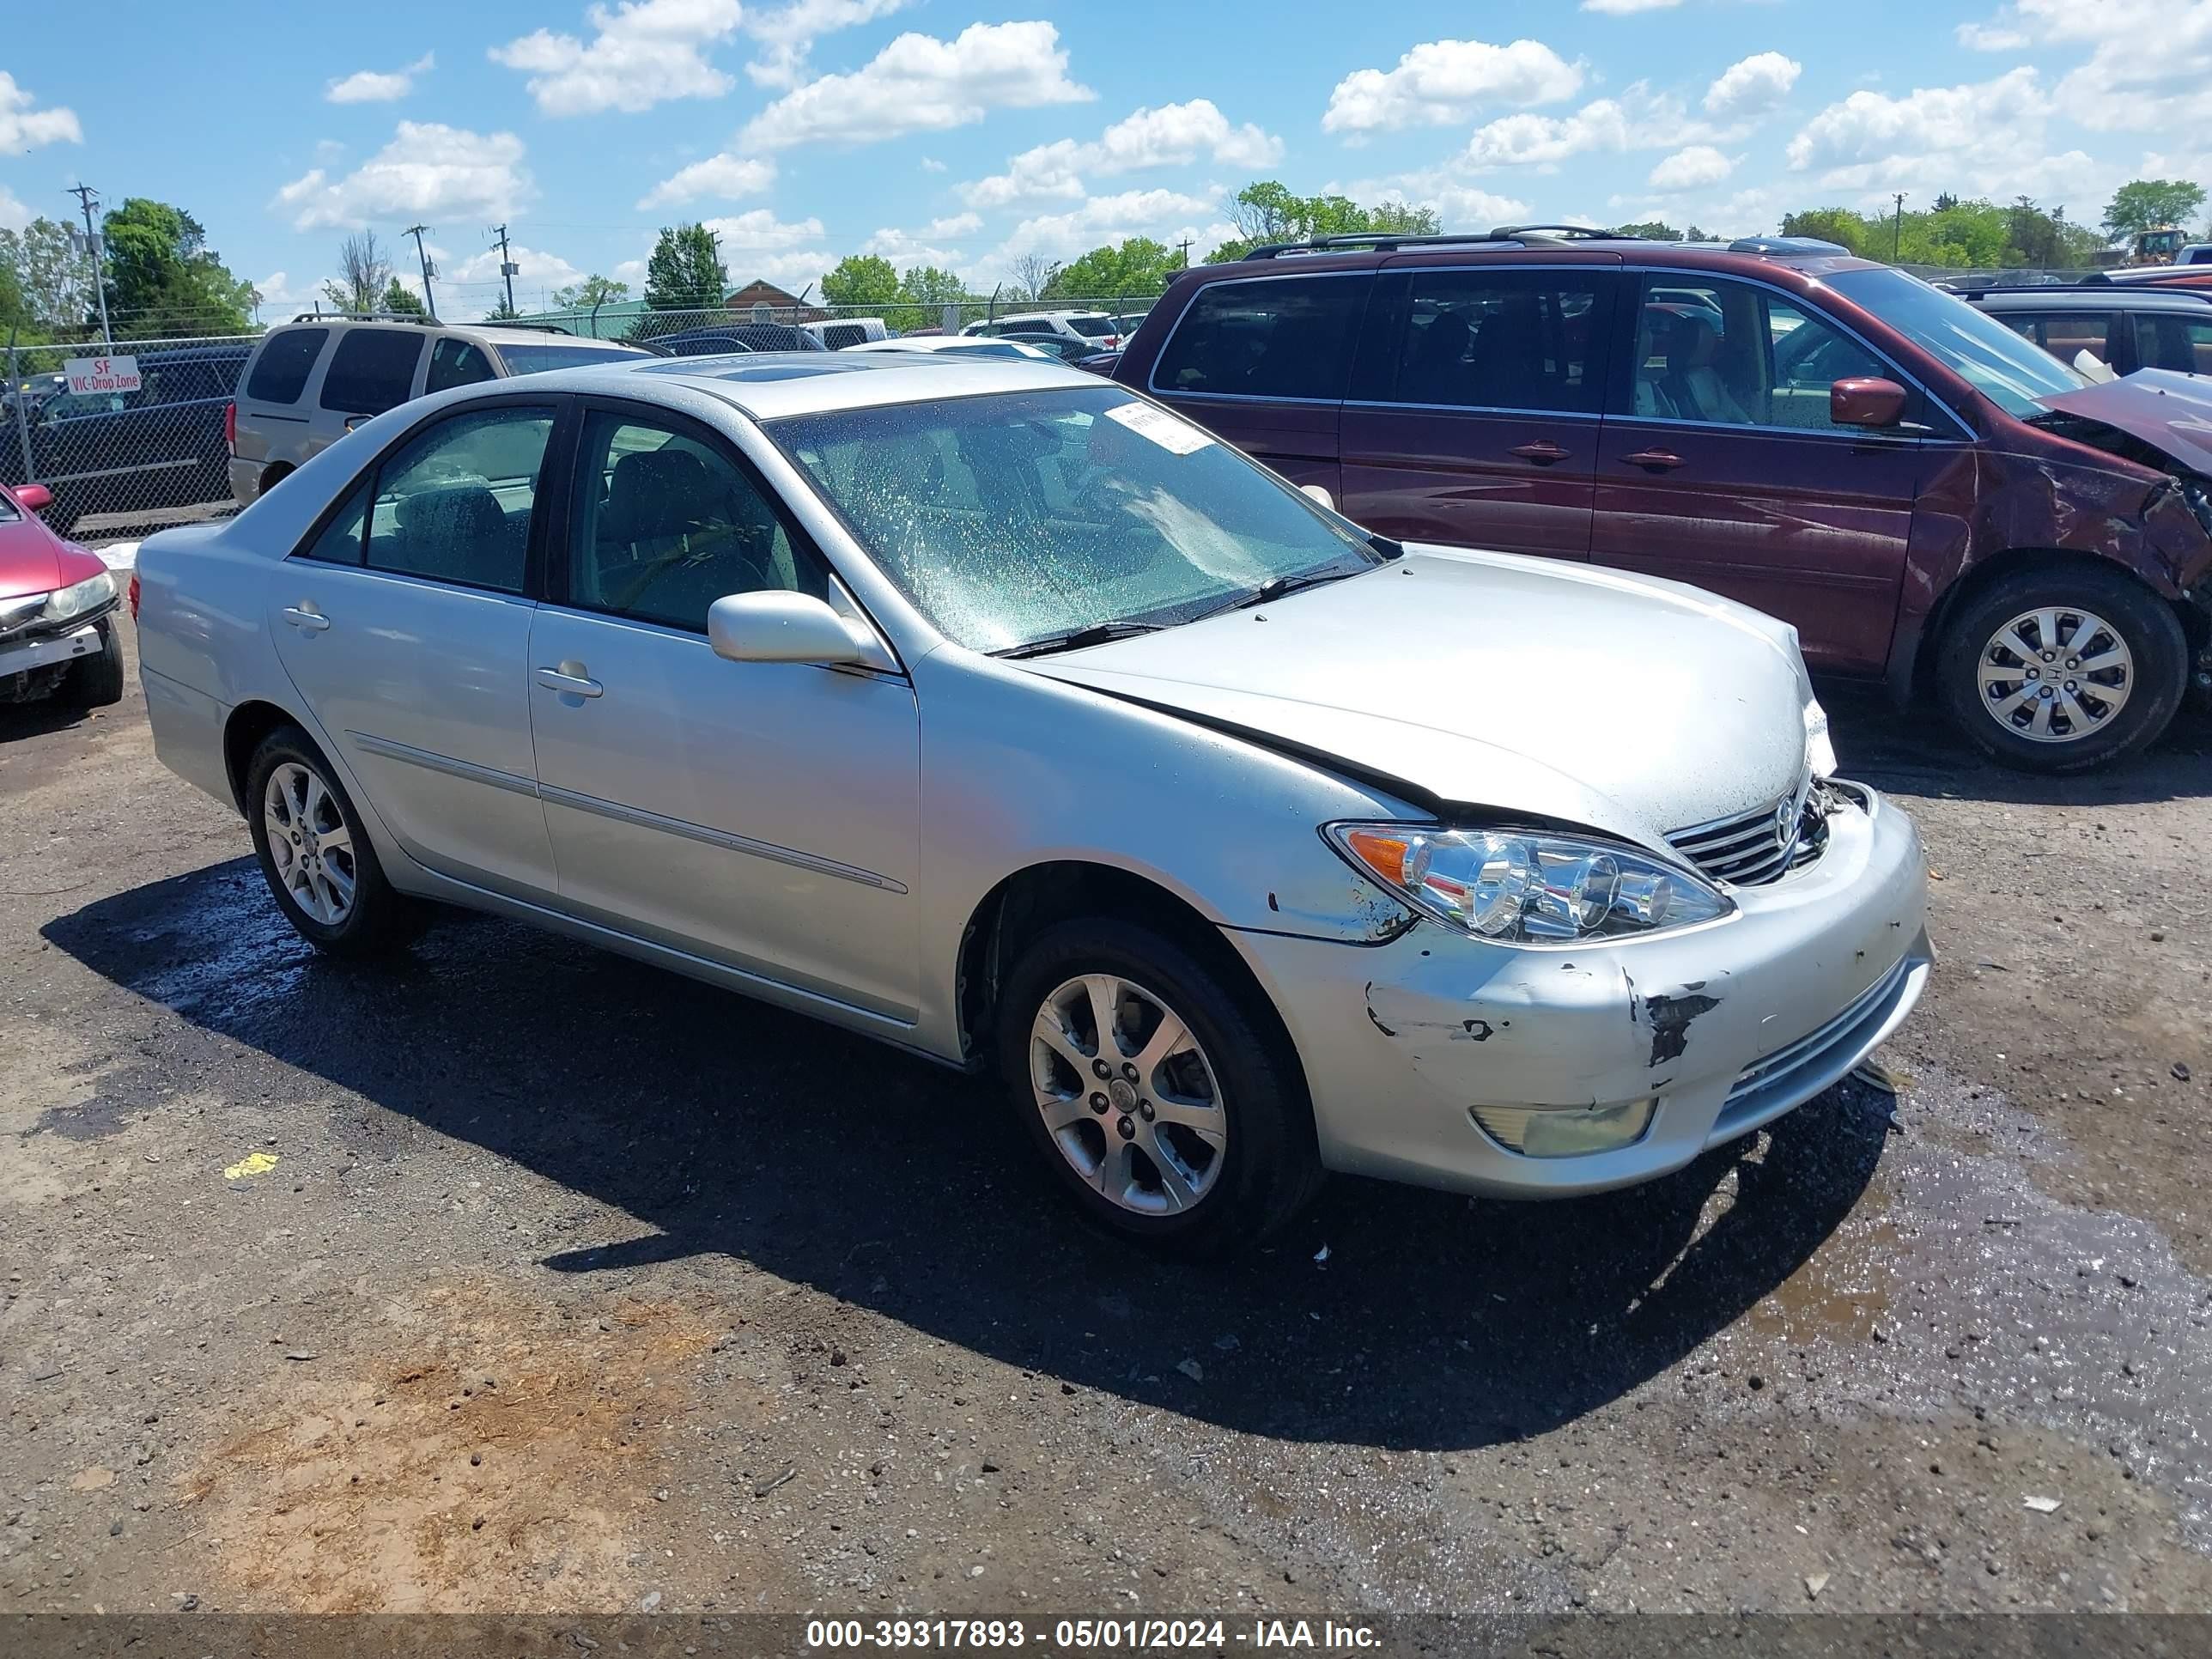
top-left (1589, 275), bottom-right (1926, 674)
top-left (1340, 266), bottom-right (1619, 558)
top-left (1144, 272), bottom-right (1365, 501)
top-left (267, 399), bottom-right (559, 896)
top-left (526, 402), bottom-right (922, 1019)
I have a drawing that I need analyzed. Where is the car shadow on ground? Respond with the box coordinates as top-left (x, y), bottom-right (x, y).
top-left (45, 855), bottom-right (1894, 1452)
top-left (1820, 682), bottom-right (2212, 807)
top-left (0, 700), bottom-right (104, 743)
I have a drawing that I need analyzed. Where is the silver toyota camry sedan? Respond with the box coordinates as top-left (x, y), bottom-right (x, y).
top-left (135, 352), bottom-right (1929, 1252)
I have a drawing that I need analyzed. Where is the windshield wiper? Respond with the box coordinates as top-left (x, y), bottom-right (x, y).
top-left (1190, 562), bottom-right (1369, 623)
top-left (993, 621), bottom-right (1164, 659)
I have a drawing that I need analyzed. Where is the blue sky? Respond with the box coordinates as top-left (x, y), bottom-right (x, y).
top-left (3, 0), bottom-right (2206, 319)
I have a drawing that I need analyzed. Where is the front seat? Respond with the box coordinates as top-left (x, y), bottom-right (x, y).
top-left (1660, 311), bottom-right (1753, 426)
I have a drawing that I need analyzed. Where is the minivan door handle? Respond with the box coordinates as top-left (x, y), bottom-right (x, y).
top-left (280, 605), bottom-right (331, 633)
top-left (1622, 448), bottom-right (1686, 471)
top-left (1508, 441), bottom-right (1570, 465)
top-left (534, 665), bottom-right (604, 699)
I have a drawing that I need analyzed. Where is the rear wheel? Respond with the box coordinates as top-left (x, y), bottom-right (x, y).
top-left (996, 918), bottom-right (1322, 1254)
top-left (1937, 564), bottom-right (2187, 772)
top-left (244, 726), bottom-right (422, 957)
top-left (56, 618), bottom-right (124, 708)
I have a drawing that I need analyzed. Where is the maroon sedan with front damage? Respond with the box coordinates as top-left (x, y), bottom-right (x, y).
top-left (1114, 231), bottom-right (2212, 771)
top-left (0, 479), bottom-right (125, 711)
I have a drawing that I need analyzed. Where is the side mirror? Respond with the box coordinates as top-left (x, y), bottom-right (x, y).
top-left (708, 590), bottom-right (878, 667)
top-left (13, 483), bottom-right (52, 512)
top-left (1299, 482), bottom-right (1336, 511)
top-left (1830, 376), bottom-right (1908, 429)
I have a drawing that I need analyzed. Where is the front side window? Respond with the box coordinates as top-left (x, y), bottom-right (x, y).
top-left (1152, 276), bottom-right (1361, 402)
top-left (426, 337), bottom-right (496, 392)
top-left (247, 328), bottom-right (327, 404)
top-left (568, 410), bottom-right (823, 631)
top-left (1386, 271), bottom-right (1608, 413)
top-left (770, 386), bottom-right (1381, 654)
top-left (364, 404), bottom-right (554, 592)
top-left (320, 328), bottom-right (428, 416)
top-left (1826, 264), bottom-right (2082, 418)
top-left (1624, 277), bottom-right (1888, 432)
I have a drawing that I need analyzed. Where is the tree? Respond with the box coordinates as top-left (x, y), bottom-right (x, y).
top-left (821, 253), bottom-right (901, 309)
top-left (1366, 199), bottom-right (1441, 236)
top-left (643, 223), bottom-right (728, 311)
top-left (380, 277), bottom-right (428, 318)
top-left (1045, 237), bottom-right (1180, 301)
top-left (100, 198), bottom-right (256, 337)
top-left (1612, 220), bottom-right (1682, 241)
top-left (551, 274), bottom-right (629, 310)
top-left (2102, 179), bottom-right (2208, 240)
top-left (323, 230), bottom-right (393, 314)
top-left (899, 264), bottom-right (967, 307)
top-left (482, 295), bottom-right (523, 321)
top-left (1779, 208), bottom-right (1870, 254)
top-left (0, 219), bottom-right (95, 338)
top-left (1206, 180), bottom-right (1439, 261)
top-left (1006, 252), bottom-right (1060, 303)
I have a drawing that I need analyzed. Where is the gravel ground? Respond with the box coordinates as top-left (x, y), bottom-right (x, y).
top-left (3, 621), bottom-right (2209, 1618)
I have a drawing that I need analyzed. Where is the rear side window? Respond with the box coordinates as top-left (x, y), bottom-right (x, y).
top-left (1066, 316), bottom-right (1113, 338)
top-left (2135, 313), bottom-right (2212, 374)
top-left (246, 329), bottom-right (328, 404)
top-left (363, 404), bottom-right (555, 592)
top-left (2001, 310), bottom-right (2114, 368)
top-left (426, 337), bottom-right (496, 393)
top-left (301, 483), bottom-right (369, 565)
top-left (1153, 276), bottom-right (1361, 402)
top-left (1381, 271), bottom-right (1609, 413)
top-left (320, 329), bottom-right (427, 416)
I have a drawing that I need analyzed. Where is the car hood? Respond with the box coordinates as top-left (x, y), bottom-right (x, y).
top-left (2038, 369), bottom-right (2212, 475)
top-left (0, 517), bottom-right (75, 601)
top-left (1027, 547), bottom-right (1815, 852)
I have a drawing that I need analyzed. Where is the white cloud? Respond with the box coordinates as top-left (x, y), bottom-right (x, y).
top-left (1323, 38), bottom-right (1583, 137)
top-left (1953, 1), bottom-right (2212, 130)
top-left (1465, 95), bottom-right (1651, 170)
top-left (1648, 145), bottom-right (1735, 191)
top-left (491, 0), bottom-right (743, 116)
top-left (441, 242), bottom-right (590, 318)
top-left (272, 122), bottom-right (533, 230)
top-left (961, 99), bottom-right (1280, 209)
top-left (1583, 0), bottom-right (1680, 10)
top-left (251, 270), bottom-right (333, 317)
top-left (0, 185), bottom-right (27, 230)
top-left (704, 208), bottom-right (828, 252)
top-left (325, 52), bottom-right (434, 104)
top-left (738, 21), bottom-right (1091, 150)
top-left (860, 216), bottom-right (983, 274)
top-left (991, 187), bottom-right (1227, 266)
top-left (1704, 52), bottom-right (1802, 122)
top-left (1333, 168), bottom-right (1533, 230)
top-left (744, 0), bottom-right (908, 88)
top-left (0, 71), bottom-right (81, 153)
top-left (1786, 68), bottom-right (2047, 186)
top-left (920, 156), bottom-right (946, 173)
top-left (636, 152), bottom-right (777, 209)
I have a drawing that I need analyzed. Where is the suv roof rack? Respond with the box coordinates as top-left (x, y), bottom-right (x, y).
top-left (1239, 224), bottom-right (1633, 260)
top-left (289, 309), bottom-right (438, 324)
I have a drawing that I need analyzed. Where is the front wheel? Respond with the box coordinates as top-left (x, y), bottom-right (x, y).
top-left (56, 618), bottom-right (125, 708)
top-left (996, 918), bottom-right (1322, 1254)
top-left (244, 726), bottom-right (422, 957)
top-left (1937, 565), bottom-right (2187, 772)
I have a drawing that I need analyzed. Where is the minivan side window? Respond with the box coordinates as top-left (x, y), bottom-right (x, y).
top-left (246, 329), bottom-right (328, 404)
top-left (1624, 276), bottom-right (1888, 433)
top-left (1382, 271), bottom-right (1608, 413)
top-left (320, 329), bottom-right (428, 416)
top-left (426, 337), bottom-right (497, 393)
top-left (1153, 276), bottom-right (1360, 402)
top-left (362, 405), bottom-right (555, 593)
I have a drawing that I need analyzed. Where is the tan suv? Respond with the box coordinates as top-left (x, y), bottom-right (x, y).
top-left (227, 315), bottom-right (650, 507)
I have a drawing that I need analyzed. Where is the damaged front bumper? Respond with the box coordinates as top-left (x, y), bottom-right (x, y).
top-left (1231, 780), bottom-right (1930, 1199)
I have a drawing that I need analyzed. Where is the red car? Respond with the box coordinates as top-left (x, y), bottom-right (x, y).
top-left (0, 480), bottom-right (125, 710)
top-left (1114, 230), bottom-right (2212, 771)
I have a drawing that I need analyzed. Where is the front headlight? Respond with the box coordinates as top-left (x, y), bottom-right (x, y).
top-left (1803, 696), bottom-right (1838, 778)
top-left (1327, 823), bottom-right (1733, 944)
top-left (45, 571), bottom-right (114, 622)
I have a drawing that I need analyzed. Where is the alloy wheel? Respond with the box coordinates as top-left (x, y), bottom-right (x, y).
top-left (1976, 605), bottom-right (2134, 744)
top-left (264, 762), bottom-right (356, 926)
top-left (1029, 973), bottom-right (1227, 1216)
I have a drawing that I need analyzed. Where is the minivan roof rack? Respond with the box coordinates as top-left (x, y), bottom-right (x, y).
top-left (1936, 278), bottom-right (2212, 303)
top-left (1240, 224), bottom-right (1633, 260)
top-left (1726, 236), bottom-right (1850, 256)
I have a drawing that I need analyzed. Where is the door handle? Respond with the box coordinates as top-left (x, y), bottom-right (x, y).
top-left (280, 605), bottom-right (331, 633)
top-left (534, 665), bottom-right (604, 699)
top-left (1622, 448), bottom-right (1686, 471)
top-left (1509, 441), bottom-right (1569, 465)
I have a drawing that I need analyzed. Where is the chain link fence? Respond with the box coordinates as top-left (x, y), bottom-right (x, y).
top-left (512, 297), bottom-right (1164, 346)
top-left (4, 331), bottom-right (255, 545)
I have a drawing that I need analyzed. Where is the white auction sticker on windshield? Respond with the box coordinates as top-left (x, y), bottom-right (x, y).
top-left (1103, 400), bottom-right (1213, 455)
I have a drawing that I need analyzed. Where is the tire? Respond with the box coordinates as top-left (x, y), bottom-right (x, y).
top-left (259, 464), bottom-right (292, 500)
top-left (1937, 563), bottom-right (2188, 773)
top-left (55, 618), bottom-right (125, 708)
top-left (995, 917), bottom-right (1322, 1255)
top-left (244, 726), bottom-right (422, 957)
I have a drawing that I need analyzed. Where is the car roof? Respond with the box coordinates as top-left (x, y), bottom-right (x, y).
top-left (509, 349), bottom-right (1103, 420)
top-left (1969, 288), bottom-right (2212, 311)
top-left (1176, 238), bottom-right (1885, 285)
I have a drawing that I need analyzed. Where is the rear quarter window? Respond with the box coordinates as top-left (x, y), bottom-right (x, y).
top-left (1152, 276), bottom-right (1362, 401)
top-left (246, 329), bottom-right (329, 405)
top-left (319, 329), bottom-right (428, 416)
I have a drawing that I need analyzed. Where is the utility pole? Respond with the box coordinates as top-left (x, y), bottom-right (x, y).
top-left (1176, 236), bottom-right (1192, 269)
top-left (1893, 192), bottom-right (1907, 264)
top-left (489, 223), bottom-right (517, 314)
top-left (402, 224), bottom-right (437, 319)
top-left (66, 184), bottom-right (112, 345)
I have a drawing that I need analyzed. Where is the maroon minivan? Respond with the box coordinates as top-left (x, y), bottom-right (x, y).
top-left (1112, 231), bottom-right (2212, 772)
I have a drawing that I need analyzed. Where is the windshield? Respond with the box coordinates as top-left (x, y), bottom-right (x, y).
top-left (491, 342), bottom-right (653, 374)
top-left (769, 386), bottom-right (1380, 653)
top-left (1827, 265), bottom-right (2085, 418)
top-left (1066, 315), bottom-right (1114, 337)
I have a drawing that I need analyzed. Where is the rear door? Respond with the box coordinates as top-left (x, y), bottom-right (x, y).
top-left (2130, 309), bottom-right (2212, 374)
top-left (1143, 272), bottom-right (1364, 501)
top-left (267, 398), bottom-right (560, 897)
top-left (317, 327), bottom-right (428, 433)
top-left (1589, 273), bottom-right (1930, 675)
top-left (1339, 264), bottom-right (1620, 558)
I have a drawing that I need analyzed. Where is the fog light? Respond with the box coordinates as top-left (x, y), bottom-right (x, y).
top-left (1470, 1099), bottom-right (1656, 1158)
